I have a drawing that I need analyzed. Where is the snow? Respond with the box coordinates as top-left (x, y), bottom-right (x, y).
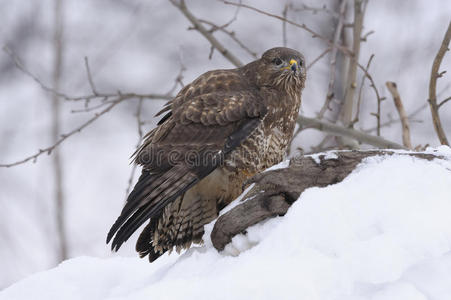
top-left (308, 150), bottom-right (340, 164)
top-left (2, 0), bottom-right (451, 289)
top-left (2, 150), bottom-right (451, 300)
top-left (263, 159), bottom-right (290, 172)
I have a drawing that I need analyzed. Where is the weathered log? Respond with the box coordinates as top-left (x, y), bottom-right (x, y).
top-left (211, 150), bottom-right (441, 251)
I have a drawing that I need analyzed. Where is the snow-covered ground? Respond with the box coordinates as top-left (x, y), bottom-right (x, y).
top-left (2, 147), bottom-right (451, 300)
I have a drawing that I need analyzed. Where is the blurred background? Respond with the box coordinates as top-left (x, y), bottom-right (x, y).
top-left (0, 0), bottom-right (450, 289)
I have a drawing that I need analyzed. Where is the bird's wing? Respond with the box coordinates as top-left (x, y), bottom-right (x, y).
top-left (107, 71), bottom-right (267, 251)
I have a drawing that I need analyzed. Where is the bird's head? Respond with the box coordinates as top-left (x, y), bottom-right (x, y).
top-left (255, 47), bottom-right (306, 94)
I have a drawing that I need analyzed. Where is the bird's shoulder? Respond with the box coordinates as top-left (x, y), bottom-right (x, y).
top-left (156, 68), bottom-right (265, 127)
top-left (133, 68), bottom-right (266, 166)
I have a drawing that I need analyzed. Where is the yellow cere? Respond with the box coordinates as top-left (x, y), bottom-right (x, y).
top-left (281, 59), bottom-right (298, 70)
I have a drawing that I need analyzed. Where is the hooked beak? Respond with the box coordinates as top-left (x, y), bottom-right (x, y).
top-left (281, 59), bottom-right (298, 73)
top-left (289, 59), bottom-right (297, 72)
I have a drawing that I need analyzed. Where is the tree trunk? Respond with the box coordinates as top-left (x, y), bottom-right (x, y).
top-left (51, 0), bottom-right (68, 262)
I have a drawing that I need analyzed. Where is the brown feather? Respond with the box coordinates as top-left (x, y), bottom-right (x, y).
top-left (107, 47), bottom-right (306, 262)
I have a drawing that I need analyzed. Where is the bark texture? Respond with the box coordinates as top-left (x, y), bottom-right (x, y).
top-left (211, 150), bottom-right (440, 251)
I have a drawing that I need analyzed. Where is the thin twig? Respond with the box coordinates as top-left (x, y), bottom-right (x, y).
top-left (364, 103), bottom-right (426, 133)
top-left (386, 82), bottom-right (412, 149)
top-left (0, 97), bottom-right (124, 167)
top-left (319, 0), bottom-right (347, 119)
top-left (3, 45), bottom-right (172, 103)
top-left (361, 30), bottom-right (374, 41)
top-left (70, 99), bottom-right (111, 113)
top-left (1, 46), bottom-right (175, 168)
top-left (438, 95), bottom-right (451, 109)
top-left (125, 97), bottom-right (145, 199)
top-left (290, 3), bottom-right (340, 19)
top-left (428, 21), bottom-right (451, 145)
top-left (306, 47), bottom-right (330, 70)
top-left (84, 56), bottom-right (98, 95)
top-left (136, 98), bottom-right (144, 141)
top-left (282, 3), bottom-right (289, 47)
top-left (196, 19), bottom-right (258, 58)
top-left (356, 60), bottom-right (384, 135)
top-left (171, 0), bottom-right (243, 67)
top-left (220, 0), bottom-right (353, 57)
top-left (166, 59), bottom-right (186, 96)
top-left (352, 54), bottom-right (374, 124)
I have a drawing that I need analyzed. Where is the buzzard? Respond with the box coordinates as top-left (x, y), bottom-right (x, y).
top-left (107, 47), bottom-right (306, 261)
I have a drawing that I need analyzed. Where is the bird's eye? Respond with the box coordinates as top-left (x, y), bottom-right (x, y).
top-left (272, 58), bottom-right (283, 65)
top-left (299, 60), bottom-right (303, 67)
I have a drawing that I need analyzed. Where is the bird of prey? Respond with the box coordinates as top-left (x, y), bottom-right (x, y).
top-left (107, 47), bottom-right (306, 262)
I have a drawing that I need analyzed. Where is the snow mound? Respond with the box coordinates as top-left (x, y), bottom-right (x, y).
top-left (2, 148), bottom-right (451, 300)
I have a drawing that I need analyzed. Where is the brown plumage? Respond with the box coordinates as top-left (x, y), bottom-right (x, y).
top-left (107, 47), bottom-right (306, 261)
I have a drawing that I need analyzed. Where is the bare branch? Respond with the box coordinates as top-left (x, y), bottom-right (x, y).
top-left (428, 21), bottom-right (451, 145)
top-left (364, 103), bottom-right (426, 133)
top-left (386, 82), bottom-right (412, 149)
top-left (166, 58), bottom-right (186, 95)
top-left (125, 97), bottom-right (145, 200)
top-left (3, 45), bottom-right (172, 103)
top-left (282, 3), bottom-right (289, 47)
top-left (352, 54), bottom-right (374, 125)
top-left (220, 0), bottom-right (353, 57)
top-left (361, 30), bottom-right (374, 42)
top-left (197, 19), bottom-right (258, 58)
top-left (319, 0), bottom-right (347, 119)
top-left (1, 42), bottom-right (177, 168)
top-left (356, 60), bottom-right (384, 135)
top-left (84, 56), bottom-right (98, 95)
top-left (0, 96), bottom-right (125, 167)
top-left (297, 115), bottom-right (406, 149)
top-left (290, 3), bottom-right (340, 19)
top-left (340, 0), bottom-right (365, 126)
top-left (170, 0), bottom-right (243, 67)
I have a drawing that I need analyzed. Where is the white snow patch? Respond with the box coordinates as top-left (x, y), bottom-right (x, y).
top-left (2, 149), bottom-right (451, 300)
top-left (263, 159), bottom-right (290, 172)
top-left (308, 150), bottom-right (340, 164)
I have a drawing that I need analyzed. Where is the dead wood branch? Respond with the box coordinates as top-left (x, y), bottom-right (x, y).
top-left (386, 82), bottom-right (412, 149)
top-left (428, 21), bottom-right (451, 145)
top-left (211, 150), bottom-right (443, 251)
